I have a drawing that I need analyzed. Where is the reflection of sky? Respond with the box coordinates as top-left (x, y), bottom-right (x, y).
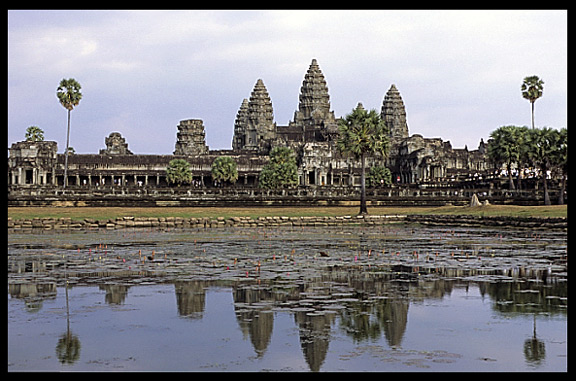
top-left (8, 284), bottom-right (567, 372)
top-left (404, 287), bottom-right (567, 371)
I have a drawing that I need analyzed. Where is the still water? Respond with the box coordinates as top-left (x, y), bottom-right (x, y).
top-left (8, 225), bottom-right (567, 372)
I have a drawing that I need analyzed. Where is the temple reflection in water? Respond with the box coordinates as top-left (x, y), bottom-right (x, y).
top-left (8, 270), bottom-right (567, 371)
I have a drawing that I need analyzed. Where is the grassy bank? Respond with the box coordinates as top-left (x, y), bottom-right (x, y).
top-left (7, 204), bottom-right (567, 221)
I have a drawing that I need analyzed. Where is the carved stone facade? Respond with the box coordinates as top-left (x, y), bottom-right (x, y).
top-left (173, 119), bottom-right (209, 156)
top-left (286, 58), bottom-right (339, 143)
top-left (381, 84), bottom-right (409, 140)
top-left (232, 79), bottom-right (276, 154)
top-left (8, 140), bottom-right (57, 186)
top-left (8, 58), bottom-right (490, 190)
top-left (99, 132), bottom-right (133, 155)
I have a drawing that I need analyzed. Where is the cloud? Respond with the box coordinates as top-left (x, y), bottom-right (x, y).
top-left (8, 10), bottom-right (567, 153)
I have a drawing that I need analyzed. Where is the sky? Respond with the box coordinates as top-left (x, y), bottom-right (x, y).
top-left (8, 10), bottom-right (567, 154)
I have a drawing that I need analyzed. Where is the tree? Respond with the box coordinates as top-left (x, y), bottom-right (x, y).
top-left (259, 146), bottom-right (298, 189)
top-left (211, 156), bottom-right (238, 186)
top-left (521, 76), bottom-right (544, 129)
top-left (25, 126), bottom-right (45, 142)
top-left (487, 126), bottom-right (525, 190)
top-left (57, 78), bottom-right (82, 189)
top-left (526, 127), bottom-right (560, 205)
top-left (166, 159), bottom-right (192, 186)
top-left (367, 165), bottom-right (392, 187)
top-left (337, 103), bottom-right (389, 215)
top-left (555, 128), bottom-right (568, 205)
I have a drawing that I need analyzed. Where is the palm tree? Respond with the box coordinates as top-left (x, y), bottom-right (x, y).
top-left (487, 126), bottom-right (524, 190)
top-left (57, 78), bottom-right (82, 189)
top-left (526, 127), bottom-right (560, 205)
top-left (25, 126), bottom-right (45, 142)
top-left (211, 156), bottom-right (238, 187)
top-left (555, 128), bottom-right (568, 205)
top-left (166, 158), bottom-right (192, 186)
top-left (521, 76), bottom-right (544, 129)
top-left (337, 103), bottom-right (389, 215)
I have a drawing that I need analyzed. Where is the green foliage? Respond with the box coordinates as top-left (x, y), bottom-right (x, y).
top-left (521, 75), bottom-right (544, 104)
top-left (336, 104), bottom-right (389, 159)
top-left (25, 126), bottom-right (44, 142)
top-left (57, 78), bottom-right (83, 111)
top-left (367, 166), bottom-right (392, 187)
top-left (487, 125), bottom-right (566, 205)
top-left (521, 75), bottom-right (544, 129)
top-left (259, 146), bottom-right (298, 189)
top-left (337, 103), bottom-right (390, 214)
top-left (211, 156), bottom-right (238, 185)
top-left (487, 125), bottom-right (528, 189)
top-left (166, 159), bottom-right (192, 186)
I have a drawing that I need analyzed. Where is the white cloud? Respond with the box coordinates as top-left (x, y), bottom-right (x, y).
top-left (8, 10), bottom-right (567, 153)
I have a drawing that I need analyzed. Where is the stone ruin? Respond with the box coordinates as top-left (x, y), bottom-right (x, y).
top-left (8, 58), bottom-right (491, 191)
top-left (173, 119), bottom-right (209, 156)
top-left (99, 132), bottom-right (133, 155)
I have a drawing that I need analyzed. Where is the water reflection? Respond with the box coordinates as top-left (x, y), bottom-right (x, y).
top-left (8, 272), bottom-right (566, 371)
top-left (55, 284), bottom-right (81, 365)
top-left (8, 225), bottom-right (567, 371)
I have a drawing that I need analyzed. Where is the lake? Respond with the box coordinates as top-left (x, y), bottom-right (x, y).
top-left (8, 224), bottom-right (567, 372)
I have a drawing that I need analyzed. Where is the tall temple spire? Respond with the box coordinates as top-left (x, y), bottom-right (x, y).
top-left (296, 58), bottom-right (331, 119)
top-left (232, 79), bottom-right (276, 153)
top-left (381, 84), bottom-right (409, 139)
top-left (290, 59), bottom-right (338, 142)
top-left (248, 79), bottom-right (274, 129)
top-left (232, 98), bottom-right (249, 151)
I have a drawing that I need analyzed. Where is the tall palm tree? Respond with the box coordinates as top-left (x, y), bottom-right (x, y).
top-left (57, 78), bottom-right (82, 189)
top-left (521, 76), bottom-right (544, 129)
top-left (337, 103), bottom-right (389, 215)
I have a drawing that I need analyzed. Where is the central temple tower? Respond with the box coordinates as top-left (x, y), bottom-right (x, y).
top-left (289, 59), bottom-right (338, 142)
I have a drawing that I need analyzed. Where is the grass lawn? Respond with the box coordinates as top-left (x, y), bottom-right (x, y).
top-left (7, 204), bottom-right (567, 221)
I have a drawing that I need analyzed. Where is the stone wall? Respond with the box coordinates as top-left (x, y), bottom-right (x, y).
top-left (8, 184), bottom-right (561, 208)
top-left (7, 213), bottom-right (566, 232)
top-left (7, 214), bottom-right (407, 231)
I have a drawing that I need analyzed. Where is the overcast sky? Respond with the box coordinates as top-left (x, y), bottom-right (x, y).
top-left (8, 10), bottom-right (567, 154)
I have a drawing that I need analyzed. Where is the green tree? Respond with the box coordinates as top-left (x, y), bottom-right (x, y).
top-left (521, 75), bottom-right (544, 129)
top-left (211, 156), bottom-right (238, 186)
top-left (25, 126), bottom-right (45, 142)
top-left (367, 165), bottom-right (392, 187)
top-left (555, 128), bottom-right (568, 205)
top-left (166, 158), bottom-right (192, 186)
top-left (487, 126), bottom-right (525, 190)
top-left (526, 127), bottom-right (560, 205)
top-left (259, 146), bottom-right (298, 189)
top-left (337, 103), bottom-right (389, 215)
top-left (57, 78), bottom-right (82, 189)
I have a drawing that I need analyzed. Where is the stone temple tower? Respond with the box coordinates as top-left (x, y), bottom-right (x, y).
top-left (232, 98), bottom-right (249, 151)
top-left (290, 58), bottom-right (338, 142)
top-left (233, 79), bottom-right (276, 153)
top-left (381, 84), bottom-right (409, 140)
top-left (173, 119), bottom-right (209, 156)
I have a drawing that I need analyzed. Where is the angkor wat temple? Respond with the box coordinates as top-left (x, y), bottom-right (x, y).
top-left (8, 59), bottom-right (489, 196)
